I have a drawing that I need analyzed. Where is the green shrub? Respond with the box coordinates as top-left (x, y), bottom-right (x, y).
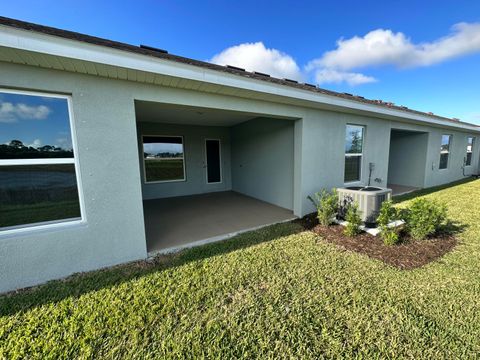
top-left (308, 189), bottom-right (338, 226)
top-left (377, 200), bottom-right (401, 246)
top-left (344, 203), bottom-right (362, 237)
top-left (406, 198), bottom-right (447, 240)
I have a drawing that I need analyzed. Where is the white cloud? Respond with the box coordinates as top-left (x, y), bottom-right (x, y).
top-left (314, 69), bottom-right (377, 86)
top-left (27, 139), bottom-right (42, 148)
top-left (0, 102), bottom-right (51, 123)
top-left (210, 42), bottom-right (303, 81)
top-left (308, 22), bottom-right (480, 71)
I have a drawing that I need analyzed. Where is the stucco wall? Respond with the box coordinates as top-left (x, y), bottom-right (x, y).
top-left (0, 64), bottom-right (148, 293)
top-left (137, 122), bottom-right (232, 199)
top-left (231, 118), bottom-right (295, 210)
top-left (388, 131), bottom-right (429, 188)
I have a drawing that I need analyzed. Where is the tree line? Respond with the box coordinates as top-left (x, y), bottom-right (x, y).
top-left (0, 140), bottom-right (73, 159)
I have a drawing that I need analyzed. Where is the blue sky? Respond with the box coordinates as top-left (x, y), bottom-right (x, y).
top-left (2, 0), bottom-right (480, 124)
top-left (0, 92), bottom-right (72, 150)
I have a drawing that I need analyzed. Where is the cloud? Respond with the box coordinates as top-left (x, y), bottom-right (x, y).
top-left (314, 69), bottom-right (377, 86)
top-left (210, 42), bottom-right (303, 81)
top-left (308, 22), bottom-right (480, 71)
top-left (0, 102), bottom-right (51, 123)
top-left (27, 139), bottom-right (42, 148)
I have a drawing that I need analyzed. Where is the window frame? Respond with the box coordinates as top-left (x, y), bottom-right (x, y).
top-left (344, 124), bottom-right (365, 184)
top-left (466, 136), bottom-right (475, 167)
top-left (439, 134), bottom-right (452, 170)
top-left (141, 134), bottom-right (187, 184)
top-left (0, 88), bottom-right (86, 236)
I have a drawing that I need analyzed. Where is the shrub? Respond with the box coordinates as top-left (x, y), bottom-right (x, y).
top-left (344, 203), bottom-right (362, 237)
top-left (377, 200), bottom-right (401, 246)
top-left (406, 198), bottom-right (447, 240)
top-left (308, 189), bottom-right (338, 226)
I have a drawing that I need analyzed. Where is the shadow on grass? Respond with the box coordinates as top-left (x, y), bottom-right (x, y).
top-left (393, 177), bottom-right (478, 203)
top-left (0, 222), bottom-right (303, 317)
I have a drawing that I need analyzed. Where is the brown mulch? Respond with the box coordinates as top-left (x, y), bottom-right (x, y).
top-left (296, 214), bottom-right (458, 270)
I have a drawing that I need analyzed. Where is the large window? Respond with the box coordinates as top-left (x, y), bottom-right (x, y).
top-left (0, 89), bottom-right (82, 232)
top-left (344, 125), bottom-right (365, 183)
top-left (439, 134), bottom-right (452, 170)
top-left (142, 136), bottom-right (185, 183)
top-left (466, 137), bottom-right (475, 166)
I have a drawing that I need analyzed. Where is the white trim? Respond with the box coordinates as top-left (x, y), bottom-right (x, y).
top-left (204, 138), bottom-right (222, 184)
top-left (0, 217), bottom-right (85, 238)
top-left (0, 87), bottom-right (86, 234)
top-left (0, 158), bottom-right (75, 166)
top-left (1, 25), bottom-right (480, 133)
top-left (141, 135), bottom-right (186, 184)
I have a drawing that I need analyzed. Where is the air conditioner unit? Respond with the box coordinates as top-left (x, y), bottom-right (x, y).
top-left (337, 186), bottom-right (392, 225)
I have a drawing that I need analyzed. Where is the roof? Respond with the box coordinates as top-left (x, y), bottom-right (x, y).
top-left (0, 16), bottom-right (478, 129)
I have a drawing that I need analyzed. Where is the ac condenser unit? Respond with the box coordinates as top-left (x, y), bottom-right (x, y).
top-left (337, 186), bottom-right (392, 225)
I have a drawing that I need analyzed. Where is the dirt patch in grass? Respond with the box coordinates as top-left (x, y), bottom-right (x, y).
top-left (297, 214), bottom-right (457, 270)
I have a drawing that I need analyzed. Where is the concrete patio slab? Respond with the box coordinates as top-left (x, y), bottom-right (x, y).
top-left (143, 191), bottom-right (295, 253)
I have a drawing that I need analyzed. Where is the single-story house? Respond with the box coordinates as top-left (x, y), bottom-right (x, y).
top-left (1, 17), bottom-right (479, 293)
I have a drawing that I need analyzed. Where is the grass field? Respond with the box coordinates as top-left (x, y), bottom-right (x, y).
top-left (0, 200), bottom-right (81, 228)
top-left (144, 158), bottom-right (184, 182)
top-left (1, 179), bottom-right (480, 358)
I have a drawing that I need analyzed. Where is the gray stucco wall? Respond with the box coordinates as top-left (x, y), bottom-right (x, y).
top-left (388, 131), bottom-right (429, 188)
top-left (0, 64), bottom-right (148, 293)
top-left (137, 122), bottom-right (232, 199)
top-left (231, 118), bottom-right (295, 210)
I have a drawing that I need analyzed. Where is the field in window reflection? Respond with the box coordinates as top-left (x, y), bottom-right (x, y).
top-left (0, 164), bottom-right (81, 229)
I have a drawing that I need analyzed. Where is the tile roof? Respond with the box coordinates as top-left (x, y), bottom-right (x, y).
top-left (0, 16), bottom-right (478, 128)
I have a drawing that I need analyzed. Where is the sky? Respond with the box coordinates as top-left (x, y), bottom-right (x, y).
top-left (0, 92), bottom-right (73, 150)
top-left (2, 0), bottom-right (480, 124)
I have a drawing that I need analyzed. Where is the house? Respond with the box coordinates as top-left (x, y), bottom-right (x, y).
top-left (0, 16), bottom-right (479, 293)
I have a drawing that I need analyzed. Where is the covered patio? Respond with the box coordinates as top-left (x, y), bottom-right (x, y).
top-left (144, 191), bottom-right (294, 253)
top-left (135, 101), bottom-right (299, 253)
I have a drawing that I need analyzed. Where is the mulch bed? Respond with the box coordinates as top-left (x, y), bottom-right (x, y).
top-left (296, 214), bottom-right (457, 270)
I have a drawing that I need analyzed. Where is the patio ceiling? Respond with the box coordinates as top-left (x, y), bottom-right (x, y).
top-left (135, 101), bottom-right (297, 126)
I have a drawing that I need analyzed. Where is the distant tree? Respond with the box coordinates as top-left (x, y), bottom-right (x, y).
top-left (350, 131), bottom-right (362, 153)
top-left (9, 140), bottom-right (25, 149)
top-left (39, 145), bottom-right (54, 152)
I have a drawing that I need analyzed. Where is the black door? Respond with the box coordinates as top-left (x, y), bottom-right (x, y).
top-left (205, 139), bottom-right (221, 183)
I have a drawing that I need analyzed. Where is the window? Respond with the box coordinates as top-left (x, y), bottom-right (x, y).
top-left (344, 125), bottom-right (365, 183)
top-left (466, 137), bottom-right (475, 166)
top-left (0, 89), bottom-right (82, 232)
top-left (439, 134), bottom-right (452, 170)
top-left (142, 136), bottom-right (185, 182)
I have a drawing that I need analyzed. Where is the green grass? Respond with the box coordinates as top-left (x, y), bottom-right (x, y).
top-left (145, 159), bottom-right (184, 182)
top-left (2, 179), bottom-right (480, 358)
top-left (0, 200), bottom-right (81, 228)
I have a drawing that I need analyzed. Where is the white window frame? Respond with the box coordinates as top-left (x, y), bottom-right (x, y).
top-left (0, 88), bottom-right (86, 237)
top-left (204, 138), bottom-right (222, 185)
top-left (439, 134), bottom-right (452, 170)
top-left (466, 136), bottom-right (475, 167)
top-left (344, 124), bottom-right (365, 184)
top-left (141, 135), bottom-right (186, 184)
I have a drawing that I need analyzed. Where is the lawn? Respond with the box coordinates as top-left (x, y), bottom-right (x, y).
top-left (144, 158), bottom-right (184, 182)
top-left (0, 200), bottom-right (81, 228)
top-left (1, 179), bottom-right (480, 358)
